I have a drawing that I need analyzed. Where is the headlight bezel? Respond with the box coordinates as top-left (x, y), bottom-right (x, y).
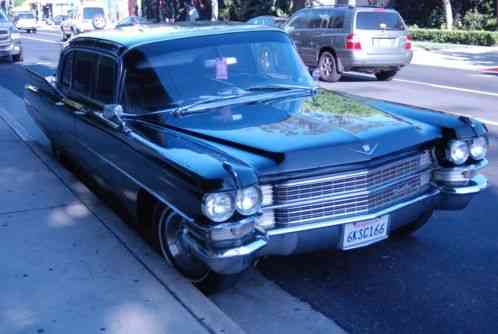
top-left (445, 139), bottom-right (470, 166)
top-left (202, 186), bottom-right (262, 223)
top-left (235, 186), bottom-right (262, 216)
top-left (469, 136), bottom-right (488, 161)
top-left (201, 192), bottom-right (235, 223)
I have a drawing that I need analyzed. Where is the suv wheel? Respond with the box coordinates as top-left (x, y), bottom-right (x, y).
top-left (318, 51), bottom-right (342, 83)
top-left (375, 70), bottom-right (398, 81)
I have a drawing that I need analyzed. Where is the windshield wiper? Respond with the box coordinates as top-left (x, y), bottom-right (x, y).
top-left (172, 94), bottom-right (244, 116)
top-left (245, 84), bottom-right (317, 94)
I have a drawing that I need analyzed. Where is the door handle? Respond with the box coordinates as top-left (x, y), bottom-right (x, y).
top-left (74, 109), bottom-right (88, 116)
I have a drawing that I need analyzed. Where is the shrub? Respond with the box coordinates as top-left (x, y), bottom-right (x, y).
top-left (409, 28), bottom-right (498, 46)
top-left (462, 8), bottom-right (488, 30)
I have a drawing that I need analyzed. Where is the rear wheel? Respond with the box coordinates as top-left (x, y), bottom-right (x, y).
top-left (318, 51), bottom-right (342, 83)
top-left (152, 203), bottom-right (242, 293)
top-left (392, 209), bottom-right (433, 238)
top-left (375, 70), bottom-right (398, 81)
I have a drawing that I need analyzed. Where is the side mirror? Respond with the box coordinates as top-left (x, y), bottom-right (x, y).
top-left (102, 104), bottom-right (130, 133)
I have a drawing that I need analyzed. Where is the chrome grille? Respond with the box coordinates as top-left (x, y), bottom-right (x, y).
top-left (266, 151), bottom-right (433, 226)
top-left (0, 30), bottom-right (9, 43)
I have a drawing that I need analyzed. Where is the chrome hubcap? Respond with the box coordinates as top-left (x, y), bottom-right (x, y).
top-left (320, 55), bottom-right (334, 77)
top-left (158, 209), bottom-right (210, 283)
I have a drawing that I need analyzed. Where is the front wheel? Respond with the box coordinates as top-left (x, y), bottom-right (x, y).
top-left (318, 51), bottom-right (342, 83)
top-left (152, 203), bottom-right (242, 293)
top-left (375, 70), bottom-right (398, 81)
top-left (13, 53), bottom-right (23, 62)
top-left (392, 209), bottom-right (433, 238)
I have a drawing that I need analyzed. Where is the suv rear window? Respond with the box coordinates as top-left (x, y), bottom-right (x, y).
top-left (356, 12), bottom-right (405, 31)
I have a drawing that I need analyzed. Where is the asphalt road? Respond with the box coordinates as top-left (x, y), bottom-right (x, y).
top-left (2, 32), bottom-right (498, 334)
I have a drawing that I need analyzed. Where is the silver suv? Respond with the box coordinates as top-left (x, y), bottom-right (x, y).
top-left (0, 10), bottom-right (23, 63)
top-left (286, 6), bottom-right (413, 82)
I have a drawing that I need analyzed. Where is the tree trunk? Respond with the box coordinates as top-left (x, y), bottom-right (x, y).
top-left (211, 0), bottom-right (218, 20)
top-left (442, 0), bottom-right (453, 30)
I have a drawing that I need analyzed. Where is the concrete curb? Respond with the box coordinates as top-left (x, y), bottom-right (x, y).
top-left (0, 105), bottom-right (245, 334)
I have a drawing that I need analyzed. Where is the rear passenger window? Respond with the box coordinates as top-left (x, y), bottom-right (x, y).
top-left (61, 52), bottom-right (73, 91)
top-left (356, 12), bottom-right (405, 31)
top-left (309, 10), bottom-right (344, 29)
top-left (72, 51), bottom-right (98, 96)
top-left (94, 56), bottom-right (117, 104)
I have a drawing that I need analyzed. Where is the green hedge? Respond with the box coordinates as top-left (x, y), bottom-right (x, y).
top-left (409, 29), bottom-right (498, 46)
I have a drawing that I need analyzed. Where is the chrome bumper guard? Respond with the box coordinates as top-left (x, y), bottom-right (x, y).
top-left (434, 160), bottom-right (488, 210)
top-left (185, 161), bottom-right (488, 275)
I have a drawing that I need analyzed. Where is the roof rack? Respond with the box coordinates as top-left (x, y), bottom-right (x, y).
top-left (306, 0), bottom-right (387, 8)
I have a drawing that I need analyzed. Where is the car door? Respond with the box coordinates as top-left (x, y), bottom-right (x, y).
top-left (25, 51), bottom-right (78, 154)
top-left (73, 51), bottom-right (140, 211)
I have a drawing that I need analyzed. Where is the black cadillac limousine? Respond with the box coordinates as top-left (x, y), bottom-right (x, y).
top-left (24, 23), bottom-right (488, 291)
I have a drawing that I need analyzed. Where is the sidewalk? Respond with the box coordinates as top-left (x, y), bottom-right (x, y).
top-left (412, 42), bottom-right (498, 72)
top-left (0, 112), bottom-right (243, 333)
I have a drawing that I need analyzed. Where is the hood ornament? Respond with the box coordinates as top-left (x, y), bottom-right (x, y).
top-left (354, 143), bottom-right (379, 156)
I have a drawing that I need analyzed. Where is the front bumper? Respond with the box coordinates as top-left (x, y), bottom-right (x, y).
top-left (184, 163), bottom-right (487, 275)
top-left (0, 40), bottom-right (22, 57)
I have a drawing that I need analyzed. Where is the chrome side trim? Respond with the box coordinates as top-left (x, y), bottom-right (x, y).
top-left (76, 139), bottom-right (194, 222)
top-left (267, 188), bottom-right (440, 237)
top-left (265, 169), bottom-right (431, 210)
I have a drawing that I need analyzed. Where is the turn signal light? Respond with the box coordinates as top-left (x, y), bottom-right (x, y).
top-left (346, 34), bottom-right (362, 51)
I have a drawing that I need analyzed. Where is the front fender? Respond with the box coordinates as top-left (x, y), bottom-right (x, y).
top-left (359, 97), bottom-right (488, 139)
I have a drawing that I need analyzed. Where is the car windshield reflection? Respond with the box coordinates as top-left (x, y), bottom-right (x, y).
top-left (123, 31), bottom-right (314, 115)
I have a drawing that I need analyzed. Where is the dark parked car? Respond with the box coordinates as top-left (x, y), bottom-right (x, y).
top-left (53, 15), bottom-right (69, 26)
top-left (247, 15), bottom-right (288, 28)
top-left (115, 15), bottom-right (151, 28)
top-left (286, 6), bottom-right (413, 82)
top-left (25, 24), bottom-right (488, 292)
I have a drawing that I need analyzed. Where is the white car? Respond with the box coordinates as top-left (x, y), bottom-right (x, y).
top-left (15, 12), bottom-right (37, 33)
top-left (0, 10), bottom-right (23, 62)
top-left (61, 5), bottom-right (107, 41)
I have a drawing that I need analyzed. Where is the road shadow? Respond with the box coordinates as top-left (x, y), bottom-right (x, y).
top-left (259, 131), bottom-right (498, 334)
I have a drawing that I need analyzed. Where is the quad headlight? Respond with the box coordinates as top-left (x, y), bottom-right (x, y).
top-left (446, 140), bottom-right (470, 165)
top-left (202, 192), bottom-right (235, 223)
top-left (469, 136), bottom-right (488, 160)
top-left (202, 186), bottom-right (262, 222)
top-left (236, 186), bottom-right (262, 216)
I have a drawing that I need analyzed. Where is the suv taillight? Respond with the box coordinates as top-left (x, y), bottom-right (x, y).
top-left (346, 34), bottom-right (362, 51)
top-left (404, 35), bottom-right (412, 50)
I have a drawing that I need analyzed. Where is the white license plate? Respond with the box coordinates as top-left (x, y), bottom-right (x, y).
top-left (373, 38), bottom-right (396, 48)
top-left (341, 216), bottom-right (389, 250)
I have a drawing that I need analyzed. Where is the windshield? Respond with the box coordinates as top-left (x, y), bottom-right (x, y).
top-left (0, 11), bottom-right (7, 22)
top-left (17, 13), bottom-right (34, 20)
top-left (124, 31), bottom-right (313, 113)
top-left (356, 11), bottom-right (405, 31)
top-left (83, 7), bottom-right (104, 19)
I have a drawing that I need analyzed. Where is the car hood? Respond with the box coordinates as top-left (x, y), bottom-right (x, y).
top-left (158, 90), bottom-right (442, 173)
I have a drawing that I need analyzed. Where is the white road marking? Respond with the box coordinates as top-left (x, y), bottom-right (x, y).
top-left (21, 36), bottom-right (61, 44)
top-left (394, 78), bottom-right (498, 98)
